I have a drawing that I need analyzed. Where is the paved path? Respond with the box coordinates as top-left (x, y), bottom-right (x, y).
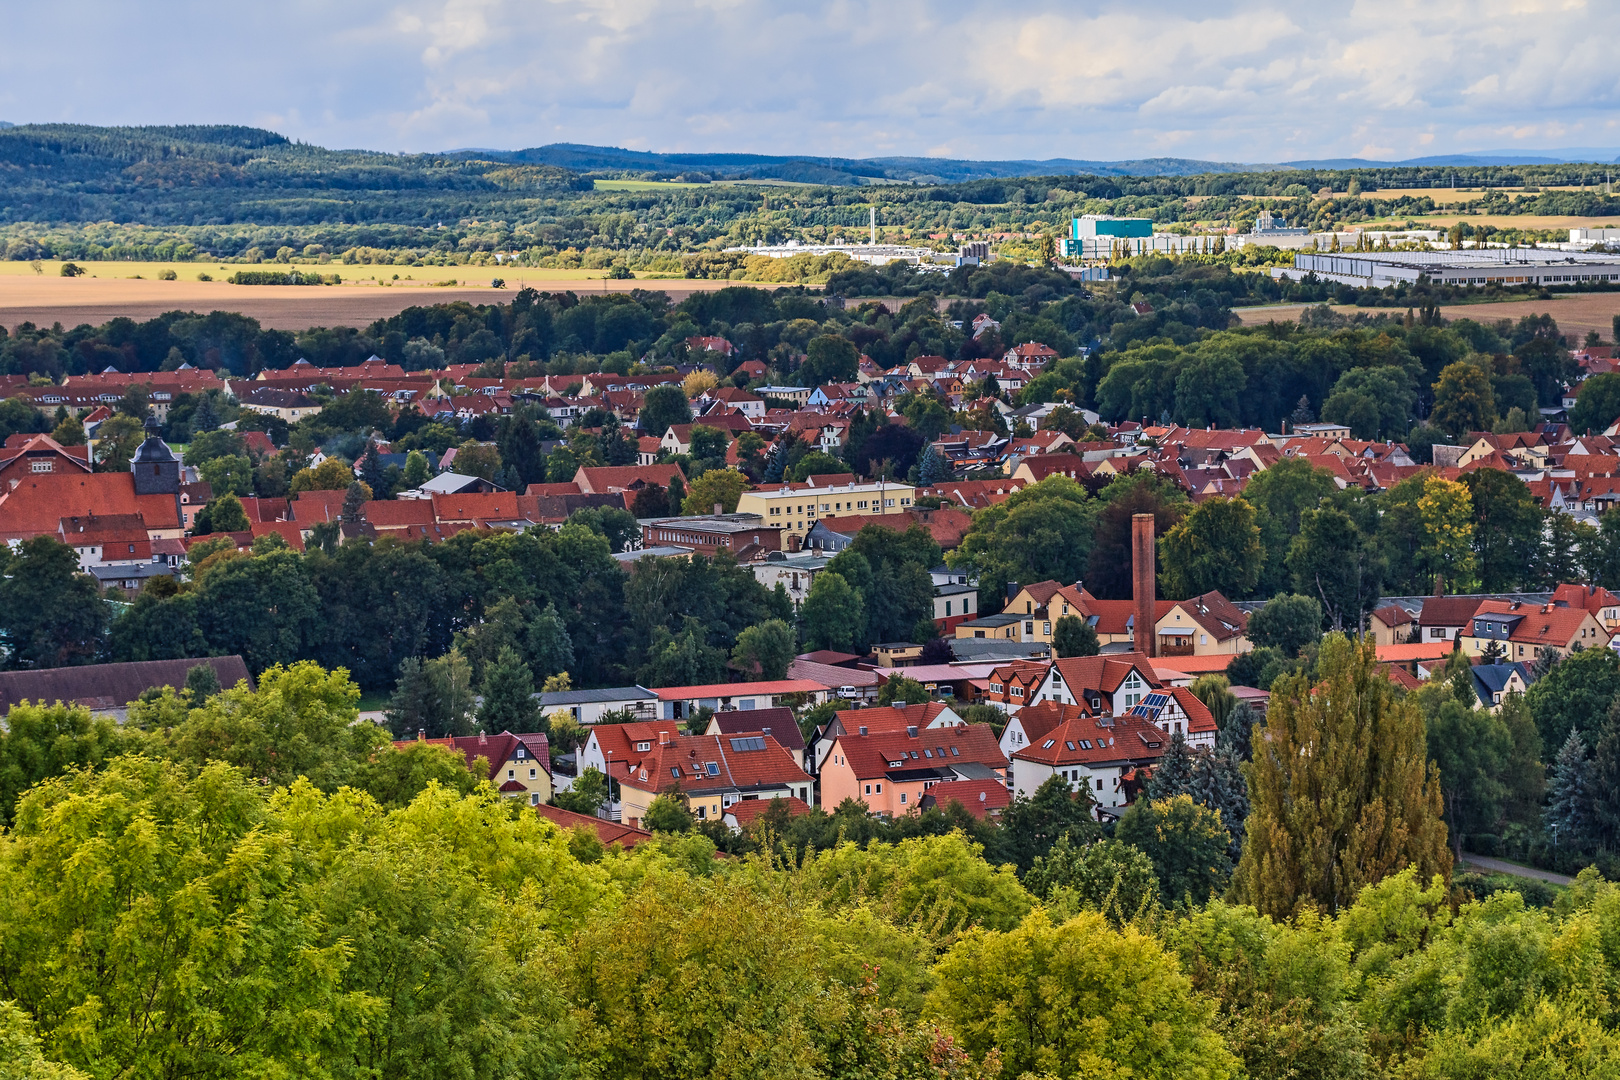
top-left (1459, 852), bottom-right (1573, 885)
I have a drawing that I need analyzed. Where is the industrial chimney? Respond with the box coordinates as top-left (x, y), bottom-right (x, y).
top-left (1132, 513), bottom-right (1156, 658)
top-left (870, 206), bottom-right (877, 245)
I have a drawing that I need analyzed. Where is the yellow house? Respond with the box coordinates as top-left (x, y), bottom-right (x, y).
top-left (1153, 593), bottom-right (1252, 656)
top-left (734, 477), bottom-right (915, 543)
top-left (1458, 600), bottom-right (1610, 662)
top-left (394, 731), bottom-right (554, 806)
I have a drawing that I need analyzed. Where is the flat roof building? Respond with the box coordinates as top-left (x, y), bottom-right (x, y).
top-left (1279, 249), bottom-right (1620, 289)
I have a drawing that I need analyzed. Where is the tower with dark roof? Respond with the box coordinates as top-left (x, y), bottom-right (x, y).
top-left (131, 419), bottom-right (181, 496)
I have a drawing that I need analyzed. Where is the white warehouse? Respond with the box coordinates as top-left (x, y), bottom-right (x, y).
top-left (1275, 249), bottom-right (1620, 289)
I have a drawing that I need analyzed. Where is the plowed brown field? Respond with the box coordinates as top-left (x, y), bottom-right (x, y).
top-left (0, 275), bottom-right (808, 332)
top-left (1234, 293), bottom-right (1620, 340)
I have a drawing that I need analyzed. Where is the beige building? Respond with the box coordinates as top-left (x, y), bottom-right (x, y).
top-left (734, 477), bottom-right (915, 543)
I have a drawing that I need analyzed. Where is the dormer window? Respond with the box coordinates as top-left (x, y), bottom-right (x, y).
top-left (636, 741), bottom-right (651, 752)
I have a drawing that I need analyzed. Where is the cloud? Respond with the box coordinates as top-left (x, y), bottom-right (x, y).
top-left (0, 1), bottom-right (1617, 162)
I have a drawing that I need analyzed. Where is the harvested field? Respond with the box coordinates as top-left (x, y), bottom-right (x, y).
top-left (0, 273), bottom-right (810, 332)
top-left (1233, 292), bottom-right (1620, 340)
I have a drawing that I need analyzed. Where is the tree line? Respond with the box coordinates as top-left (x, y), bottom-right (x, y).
top-left (1, 632), bottom-right (1618, 1079)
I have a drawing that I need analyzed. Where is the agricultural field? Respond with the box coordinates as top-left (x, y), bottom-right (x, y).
top-left (0, 270), bottom-right (802, 332)
top-left (1359, 213), bottom-right (1620, 231)
top-left (1234, 292), bottom-right (1620, 340)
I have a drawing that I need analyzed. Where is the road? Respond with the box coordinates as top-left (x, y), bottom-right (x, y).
top-left (1458, 852), bottom-right (1573, 885)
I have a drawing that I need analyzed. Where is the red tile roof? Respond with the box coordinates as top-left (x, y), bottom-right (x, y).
top-left (0, 472), bottom-right (180, 540)
top-left (725, 796), bottom-right (811, 827)
top-left (1011, 707), bottom-right (1167, 768)
top-left (920, 778), bottom-right (1011, 819)
top-left (618, 733), bottom-right (810, 797)
top-left (833, 723), bottom-right (1006, 781)
top-left (534, 803), bottom-right (653, 848)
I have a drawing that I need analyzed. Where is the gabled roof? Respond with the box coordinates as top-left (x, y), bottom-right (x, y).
top-left (1419, 595), bottom-right (1488, 627)
top-left (1011, 707), bottom-right (1167, 767)
top-left (920, 779), bottom-right (1011, 819)
top-left (1047, 652), bottom-right (1163, 696)
top-left (706, 706), bottom-right (805, 752)
top-left (725, 796), bottom-right (811, 827)
top-left (652, 679), bottom-right (828, 700)
top-left (832, 701), bottom-right (959, 735)
top-left (0, 656), bottom-right (252, 713)
top-left (833, 723), bottom-right (1007, 781)
top-left (0, 472), bottom-right (180, 540)
top-left (618, 733), bottom-right (809, 796)
top-left (392, 730), bottom-right (551, 780)
top-left (535, 803), bottom-right (653, 848)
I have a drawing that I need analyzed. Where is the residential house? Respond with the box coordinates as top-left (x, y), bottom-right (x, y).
top-left (735, 478), bottom-right (915, 545)
top-left (820, 722), bottom-right (1008, 818)
top-left (1418, 595), bottom-right (1487, 643)
top-left (1009, 702), bottom-right (1166, 817)
top-left (1368, 604), bottom-right (1417, 646)
top-left (751, 551), bottom-right (833, 608)
top-left (704, 706), bottom-right (807, 769)
top-left (615, 731), bottom-right (812, 828)
top-left (1459, 599), bottom-right (1611, 662)
top-left (1471, 663), bottom-right (1531, 712)
top-left (0, 433), bottom-right (92, 486)
top-left (810, 701), bottom-right (965, 774)
top-left (641, 514), bottom-right (781, 560)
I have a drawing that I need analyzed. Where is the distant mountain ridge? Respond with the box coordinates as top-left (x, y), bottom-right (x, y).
top-left (456, 142), bottom-right (1620, 183)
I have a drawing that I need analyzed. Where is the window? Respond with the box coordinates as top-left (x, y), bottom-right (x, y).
top-left (1065, 741), bottom-right (1077, 751)
top-left (865, 784), bottom-right (872, 795)
top-left (696, 806), bottom-right (706, 819)
top-left (1096, 778), bottom-right (1103, 789)
top-left (875, 783), bottom-right (883, 793)
top-left (950, 746), bottom-right (959, 756)
top-left (670, 767), bottom-right (681, 778)
top-left (1043, 622), bottom-right (1051, 635)
top-left (945, 601), bottom-right (952, 616)
top-left (507, 769), bottom-right (514, 779)
top-left (637, 741), bottom-right (651, 752)
top-left (530, 793), bottom-right (540, 805)
top-left (1042, 739), bottom-right (1056, 749)
top-left (900, 793), bottom-right (907, 804)
top-left (706, 762), bottom-right (720, 776)
top-left (1430, 627), bottom-right (1444, 639)
top-left (529, 768), bottom-right (537, 779)
top-left (30, 460), bottom-right (51, 473)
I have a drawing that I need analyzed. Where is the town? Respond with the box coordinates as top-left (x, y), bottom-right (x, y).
top-left (9, 6), bottom-right (1620, 1069)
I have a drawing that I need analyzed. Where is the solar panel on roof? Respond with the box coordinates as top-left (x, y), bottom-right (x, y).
top-left (728, 736), bottom-right (766, 752)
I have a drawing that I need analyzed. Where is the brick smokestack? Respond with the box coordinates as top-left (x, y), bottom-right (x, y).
top-left (1132, 512), bottom-right (1156, 658)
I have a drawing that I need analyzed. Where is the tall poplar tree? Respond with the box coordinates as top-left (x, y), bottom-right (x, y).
top-left (1233, 634), bottom-right (1451, 917)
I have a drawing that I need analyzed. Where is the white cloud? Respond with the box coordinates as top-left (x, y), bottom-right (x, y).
top-left (0, 1), bottom-right (1617, 162)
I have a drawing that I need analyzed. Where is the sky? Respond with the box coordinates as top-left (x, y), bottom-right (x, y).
top-left (3, 0), bottom-right (1618, 164)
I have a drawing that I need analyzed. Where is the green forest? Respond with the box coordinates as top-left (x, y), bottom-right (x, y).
top-left (0, 124), bottom-right (1616, 269)
top-left (1, 638), bottom-right (1619, 1080)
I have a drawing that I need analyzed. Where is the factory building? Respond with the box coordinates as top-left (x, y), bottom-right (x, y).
top-left (1276, 249), bottom-right (1620, 289)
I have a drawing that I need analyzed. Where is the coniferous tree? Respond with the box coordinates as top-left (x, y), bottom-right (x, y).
top-left (360, 443), bottom-right (386, 496)
top-left (525, 602), bottom-right (575, 681)
top-left (341, 480), bottom-right (369, 524)
top-left (917, 444), bottom-right (946, 486)
top-left (478, 645), bottom-right (539, 734)
top-left (1188, 744), bottom-right (1250, 860)
top-left (763, 440), bottom-right (786, 483)
top-left (1590, 702), bottom-right (1620, 848)
top-left (1545, 729), bottom-right (1596, 852)
top-left (1233, 634), bottom-right (1450, 917)
top-left (384, 656), bottom-right (439, 739)
top-left (1220, 701), bottom-right (1257, 760)
top-left (1147, 732), bottom-right (1195, 799)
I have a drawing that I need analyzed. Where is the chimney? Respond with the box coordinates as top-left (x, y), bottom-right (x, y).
top-left (714, 502), bottom-right (723, 515)
top-left (1132, 512), bottom-right (1157, 658)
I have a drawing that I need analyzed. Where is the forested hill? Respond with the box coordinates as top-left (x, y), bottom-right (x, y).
top-left (0, 123), bottom-right (590, 226)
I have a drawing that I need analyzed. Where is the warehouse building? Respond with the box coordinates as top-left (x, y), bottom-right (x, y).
top-left (1276, 249), bottom-right (1620, 289)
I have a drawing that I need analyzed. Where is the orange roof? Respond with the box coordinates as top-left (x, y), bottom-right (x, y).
top-left (1010, 708), bottom-right (1166, 767)
top-left (834, 724), bottom-right (1007, 781)
top-left (1147, 653), bottom-right (1240, 674)
top-left (535, 804), bottom-right (652, 848)
top-left (0, 472), bottom-right (180, 540)
top-left (725, 796), bottom-right (811, 827)
top-left (430, 491), bottom-right (521, 523)
top-left (921, 779), bottom-right (1011, 819)
top-left (1375, 642), bottom-right (1457, 662)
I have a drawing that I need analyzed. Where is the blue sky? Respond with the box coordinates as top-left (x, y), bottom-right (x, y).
top-left (3, 1), bottom-right (1618, 162)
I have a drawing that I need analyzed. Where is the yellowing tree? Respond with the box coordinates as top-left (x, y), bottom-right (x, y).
top-left (681, 369), bottom-right (719, 398)
top-left (289, 457), bottom-right (357, 492)
top-left (1233, 634), bottom-right (1451, 917)
top-left (1418, 475), bottom-right (1478, 593)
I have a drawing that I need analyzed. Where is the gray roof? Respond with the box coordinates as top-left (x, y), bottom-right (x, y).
top-left (1472, 663), bottom-right (1529, 695)
top-left (0, 656), bottom-right (253, 714)
top-left (948, 639), bottom-right (1052, 663)
top-left (934, 582), bottom-right (978, 596)
top-left (89, 563), bottom-right (176, 586)
top-left (538, 686), bottom-right (656, 706)
top-left (413, 472), bottom-right (496, 495)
